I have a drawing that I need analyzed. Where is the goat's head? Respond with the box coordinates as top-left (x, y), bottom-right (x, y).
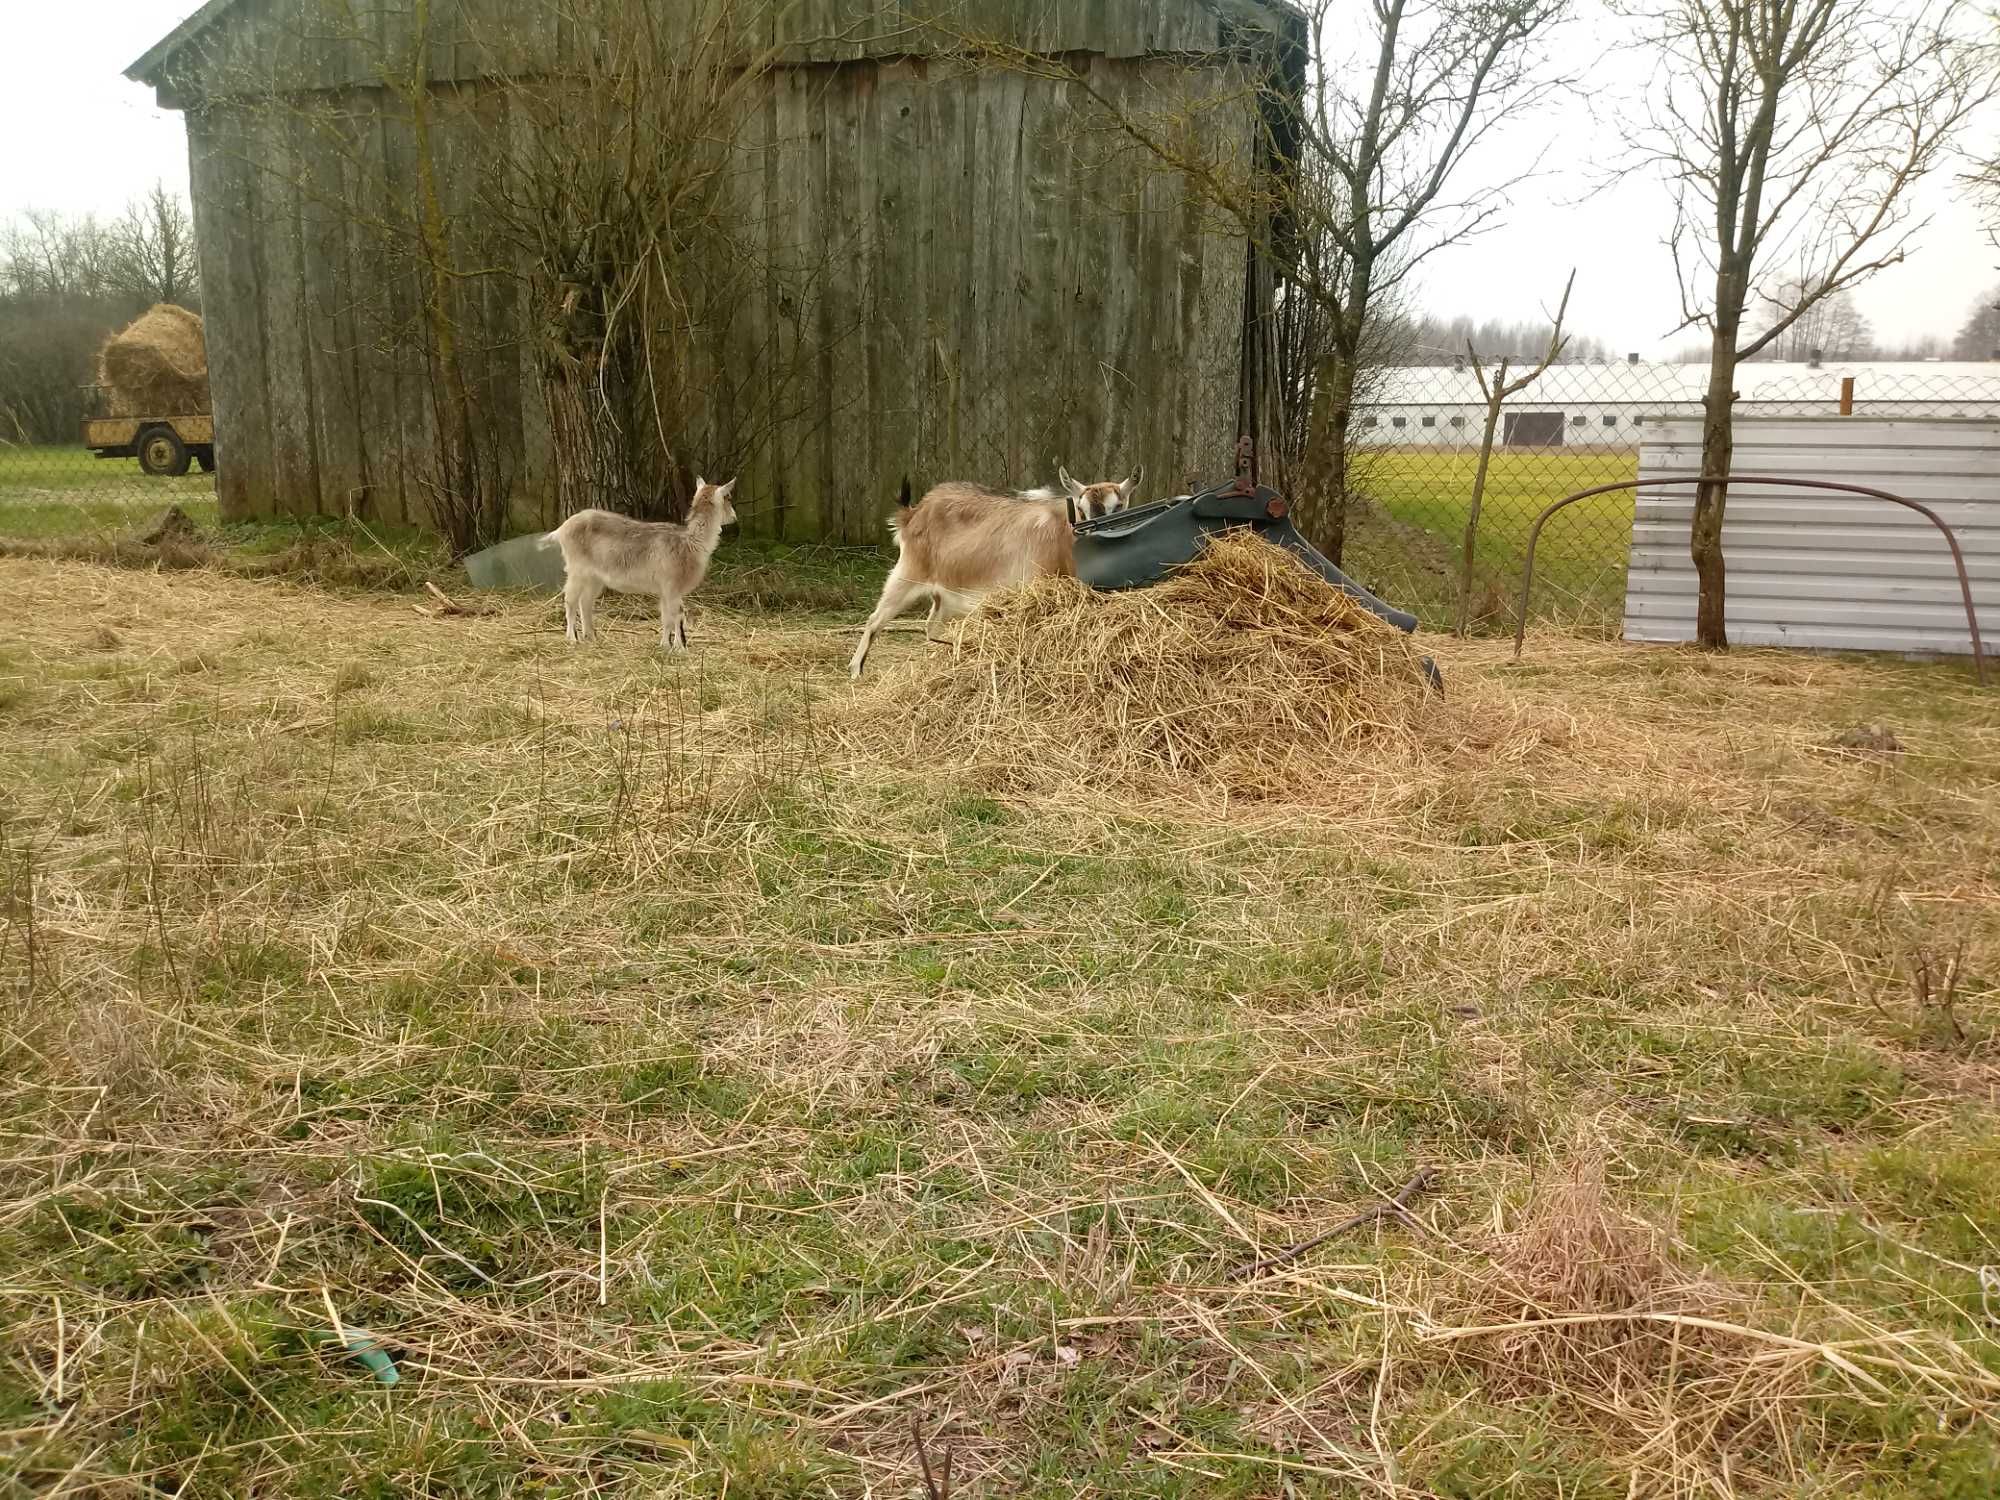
top-left (1060, 466), bottom-right (1142, 520)
top-left (694, 476), bottom-right (740, 527)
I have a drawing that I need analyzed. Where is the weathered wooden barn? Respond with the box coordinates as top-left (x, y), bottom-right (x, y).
top-left (128, 0), bottom-right (1303, 542)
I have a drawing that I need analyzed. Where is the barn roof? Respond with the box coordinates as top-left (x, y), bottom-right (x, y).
top-left (128, 0), bottom-right (1306, 95)
top-left (127, 0), bottom-right (235, 86)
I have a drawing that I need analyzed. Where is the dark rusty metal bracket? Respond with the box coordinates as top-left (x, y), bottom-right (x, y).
top-left (1235, 433), bottom-right (1256, 477)
top-left (1514, 474), bottom-right (1987, 686)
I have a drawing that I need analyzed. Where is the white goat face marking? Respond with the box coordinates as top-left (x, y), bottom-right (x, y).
top-left (1053, 465), bottom-right (1139, 520)
top-left (1078, 484), bottom-right (1128, 519)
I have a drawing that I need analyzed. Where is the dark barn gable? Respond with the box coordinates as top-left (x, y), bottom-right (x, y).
top-left (130, 0), bottom-right (1301, 542)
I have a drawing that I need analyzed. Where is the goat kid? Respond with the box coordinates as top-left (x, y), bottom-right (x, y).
top-left (544, 478), bottom-right (738, 650)
top-left (848, 468), bottom-right (1140, 678)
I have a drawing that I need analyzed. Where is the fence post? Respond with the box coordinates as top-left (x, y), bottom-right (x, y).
top-left (1839, 377), bottom-right (1855, 416)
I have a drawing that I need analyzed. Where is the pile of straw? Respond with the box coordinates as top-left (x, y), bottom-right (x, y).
top-left (1457, 1156), bottom-right (1740, 1390)
top-left (854, 530), bottom-right (1431, 797)
top-left (1426, 1154), bottom-right (1804, 1487)
top-left (98, 304), bottom-right (209, 417)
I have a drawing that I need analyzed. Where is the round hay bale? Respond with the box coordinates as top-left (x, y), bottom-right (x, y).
top-left (850, 530), bottom-right (1433, 798)
top-left (98, 304), bottom-right (210, 417)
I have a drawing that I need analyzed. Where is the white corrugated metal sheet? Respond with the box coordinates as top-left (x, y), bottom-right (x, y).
top-left (1623, 417), bottom-right (2000, 656)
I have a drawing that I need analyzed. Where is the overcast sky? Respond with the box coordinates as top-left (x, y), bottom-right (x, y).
top-left (4, 0), bottom-right (1993, 358)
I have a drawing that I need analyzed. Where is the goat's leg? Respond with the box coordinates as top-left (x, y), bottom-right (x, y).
top-left (659, 591), bottom-right (686, 651)
top-left (563, 576), bottom-right (584, 643)
top-left (924, 588), bottom-right (977, 644)
top-left (577, 581), bottom-right (604, 642)
top-left (850, 568), bottom-right (928, 679)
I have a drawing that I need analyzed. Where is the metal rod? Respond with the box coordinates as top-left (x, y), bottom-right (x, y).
top-left (1513, 474), bottom-right (1987, 686)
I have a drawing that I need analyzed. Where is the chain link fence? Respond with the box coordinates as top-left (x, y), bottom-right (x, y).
top-left (1336, 360), bottom-right (2000, 635)
top-left (0, 406), bottom-right (220, 549)
top-left (6, 361), bottom-right (1999, 638)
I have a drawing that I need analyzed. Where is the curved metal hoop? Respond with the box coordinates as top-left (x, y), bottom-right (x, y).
top-left (1514, 474), bottom-right (1987, 686)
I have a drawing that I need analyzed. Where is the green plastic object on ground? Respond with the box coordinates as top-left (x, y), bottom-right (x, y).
top-left (462, 530), bottom-right (565, 592)
top-left (314, 1328), bottom-right (399, 1385)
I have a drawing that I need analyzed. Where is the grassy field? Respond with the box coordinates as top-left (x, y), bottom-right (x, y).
top-left (2, 527), bottom-right (1997, 1497)
top-left (0, 446), bottom-right (222, 538)
top-left (1347, 447), bottom-right (1640, 629)
top-left (0, 439), bottom-right (1640, 631)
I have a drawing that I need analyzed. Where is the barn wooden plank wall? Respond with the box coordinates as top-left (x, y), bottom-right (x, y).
top-left (168, 0), bottom-right (1281, 541)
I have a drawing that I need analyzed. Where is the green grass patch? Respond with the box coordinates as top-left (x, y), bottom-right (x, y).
top-left (0, 554), bottom-right (1995, 1496)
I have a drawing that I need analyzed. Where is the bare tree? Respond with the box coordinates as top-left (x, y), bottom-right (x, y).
top-left (961, 0), bottom-right (1572, 559)
top-left (1390, 308), bottom-right (1608, 366)
top-left (1967, 150), bottom-right (2000, 255)
top-left (112, 184), bottom-right (200, 308)
top-left (1752, 278), bottom-right (1870, 360)
top-left (1626, 0), bottom-right (1993, 647)
top-left (1457, 270), bottom-right (1573, 635)
top-left (1282, 0), bottom-right (1572, 561)
top-left (1271, 148), bottom-right (1416, 487)
top-left (483, 0), bottom-right (797, 523)
top-left (0, 211), bottom-right (121, 300)
top-left (1873, 331), bottom-right (1953, 359)
top-left (1949, 284), bottom-right (2000, 360)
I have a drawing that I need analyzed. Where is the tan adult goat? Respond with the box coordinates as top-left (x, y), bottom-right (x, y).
top-left (848, 468), bottom-right (1139, 678)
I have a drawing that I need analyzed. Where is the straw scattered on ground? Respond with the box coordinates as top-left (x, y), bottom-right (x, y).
top-left (1, 553), bottom-right (1997, 1498)
top-left (852, 530), bottom-right (1435, 797)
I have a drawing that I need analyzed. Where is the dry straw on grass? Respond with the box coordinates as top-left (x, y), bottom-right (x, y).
top-left (1451, 1152), bottom-right (1749, 1384)
top-left (1422, 1153), bottom-right (1803, 1487)
top-left (97, 302), bottom-right (210, 416)
top-left (851, 530), bottom-right (1433, 797)
top-left (1421, 1150), bottom-right (2000, 1490)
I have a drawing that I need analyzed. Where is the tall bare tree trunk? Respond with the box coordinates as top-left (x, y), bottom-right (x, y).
top-left (1297, 351), bottom-right (1360, 564)
top-left (1318, 354), bottom-right (1357, 565)
top-left (1692, 316), bottom-right (1739, 649)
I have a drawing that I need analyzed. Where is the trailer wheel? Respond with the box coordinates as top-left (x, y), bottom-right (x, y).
top-left (138, 428), bottom-right (192, 477)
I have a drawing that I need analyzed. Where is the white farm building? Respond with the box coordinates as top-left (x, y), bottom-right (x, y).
top-left (1357, 360), bottom-right (2000, 449)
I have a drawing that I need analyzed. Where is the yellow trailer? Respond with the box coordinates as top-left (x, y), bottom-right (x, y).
top-left (80, 387), bottom-right (215, 476)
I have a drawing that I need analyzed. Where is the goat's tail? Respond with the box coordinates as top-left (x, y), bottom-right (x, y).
top-left (886, 475), bottom-right (915, 543)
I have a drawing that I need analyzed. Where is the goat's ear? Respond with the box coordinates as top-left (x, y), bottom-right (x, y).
top-left (694, 475), bottom-right (707, 494)
top-left (716, 478), bottom-right (737, 500)
top-left (1059, 466), bottom-right (1085, 497)
top-left (1120, 469), bottom-right (1141, 498)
